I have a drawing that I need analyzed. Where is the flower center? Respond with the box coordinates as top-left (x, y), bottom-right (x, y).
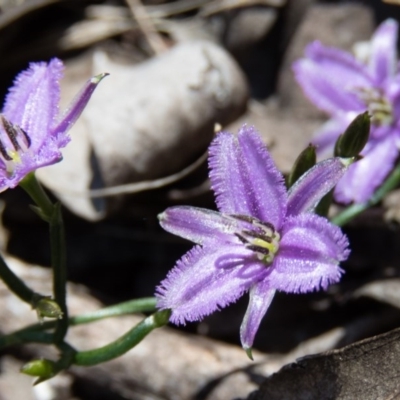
top-left (231, 214), bottom-right (280, 265)
top-left (354, 87), bottom-right (393, 126)
top-left (0, 114), bottom-right (31, 176)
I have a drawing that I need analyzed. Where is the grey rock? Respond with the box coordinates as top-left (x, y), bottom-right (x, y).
top-left (224, 7), bottom-right (278, 52)
top-left (37, 41), bottom-right (248, 220)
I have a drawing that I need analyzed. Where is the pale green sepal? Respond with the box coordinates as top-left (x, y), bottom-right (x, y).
top-left (287, 144), bottom-right (317, 188)
top-left (35, 297), bottom-right (63, 321)
top-left (91, 72), bottom-right (109, 84)
top-left (21, 359), bottom-right (56, 379)
top-left (339, 156), bottom-right (357, 167)
top-left (245, 347), bottom-right (254, 361)
top-left (315, 190), bottom-right (334, 217)
top-left (334, 112), bottom-right (370, 158)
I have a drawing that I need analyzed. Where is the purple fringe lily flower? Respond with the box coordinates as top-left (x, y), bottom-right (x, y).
top-left (156, 126), bottom-right (350, 353)
top-left (0, 58), bottom-right (106, 192)
top-left (294, 19), bottom-right (400, 204)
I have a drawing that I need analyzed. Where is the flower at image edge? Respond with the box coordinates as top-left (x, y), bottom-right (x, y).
top-left (294, 19), bottom-right (400, 204)
top-left (0, 58), bottom-right (105, 192)
top-left (156, 125), bottom-right (351, 352)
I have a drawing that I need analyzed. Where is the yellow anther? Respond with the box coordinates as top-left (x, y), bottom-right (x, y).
top-left (9, 150), bottom-right (21, 163)
top-left (252, 238), bottom-right (276, 253)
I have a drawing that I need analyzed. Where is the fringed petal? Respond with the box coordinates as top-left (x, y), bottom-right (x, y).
top-left (158, 206), bottom-right (252, 245)
top-left (209, 126), bottom-right (287, 229)
top-left (156, 244), bottom-right (267, 324)
top-left (240, 282), bottom-right (275, 351)
top-left (3, 59), bottom-right (63, 152)
top-left (287, 157), bottom-right (352, 216)
top-left (269, 213), bottom-right (349, 293)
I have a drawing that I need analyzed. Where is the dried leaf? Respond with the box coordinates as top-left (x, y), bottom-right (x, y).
top-left (249, 327), bottom-right (400, 400)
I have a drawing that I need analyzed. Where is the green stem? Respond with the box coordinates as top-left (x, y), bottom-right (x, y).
top-left (0, 297), bottom-right (157, 349)
top-left (19, 173), bottom-right (68, 344)
top-left (332, 162), bottom-right (400, 226)
top-left (0, 330), bottom-right (55, 348)
top-left (0, 296), bottom-right (166, 370)
top-left (0, 252), bottom-right (39, 305)
top-left (54, 342), bottom-right (76, 372)
top-left (71, 297), bottom-right (157, 325)
top-left (19, 172), bottom-right (54, 218)
top-left (74, 310), bottom-right (170, 366)
top-left (49, 203), bottom-right (68, 343)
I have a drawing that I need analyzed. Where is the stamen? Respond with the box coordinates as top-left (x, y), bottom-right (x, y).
top-left (19, 127), bottom-right (31, 149)
top-left (352, 87), bottom-right (393, 126)
top-left (246, 245), bottom-right (270, 255)
top-left (234, 233), bottom-right (248, 244)
top-left (231, 213), bottom-right (280, 264)
top-left (231, 214), bottom-right (259, 224)
top-left (257, 220), bottom-right (275, 232)
top-left (242, 229), bottom-right (272, 243)
top-left (0, 138), bottom-right (11, 161)
top-left (1, 115), bottom-right (20, 151)
top-left (231, 214), bottom-right (275, 232)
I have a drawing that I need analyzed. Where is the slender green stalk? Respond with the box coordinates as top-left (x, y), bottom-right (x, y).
top-left (331, 203), bottom-right (368, 227)
top-left (49, 203), bottom-right (68, 343)
top-left (13, 172), bottom-right (167, 370)
top-left (0, 173), bottom-right (55, 308)
top-left (54, 342), bottom-right (76, 372)
top-left (0, 252), bottom-right (38, 304)
top-left (19, 173), bottom-right (68, 343)
top-left (0, 330), bottom-right (54, 348)
top-left (74, 310), bottom-right (170, 366)
top-left (19, 172), bottom-right (54, 218)
top-left (0, 297), bottom-right (158, 349)
top-left (332, 162), bottom-right (400, 226)
top-left (18, 309), bottom-right (168, 382)
top-left (71, 297), bottom-right (157, 325)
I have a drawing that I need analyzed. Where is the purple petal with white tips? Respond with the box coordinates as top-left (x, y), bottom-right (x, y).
top-left (369, 19), bottom-right (398, 84)
top-left (52, 73), bottom-right (109, 147)
top-left (3, 58), bottom-right (63, 152)
top-left (209, 131), bottom-right (246, 214)
top-left (334, 134), bottom-right (398, 204)
top-left (0, 59), bottom-right (105, 192)
top-left (158, 206), bottom-right (246, 245)
top-left (293, 42), bottom-right (372, 115)
top-left (156, 244), bottom-right (268, 324)
top-left (237, 127), bottom-right (287, 227)
top-left (209, 126), bottom-right (287, 229)
top-left (269, 213), bottom-right (348, 293)
top-left (240, 282), bottom-right (275, 351)
top-left (287, 157), bottom-right (352, 216)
